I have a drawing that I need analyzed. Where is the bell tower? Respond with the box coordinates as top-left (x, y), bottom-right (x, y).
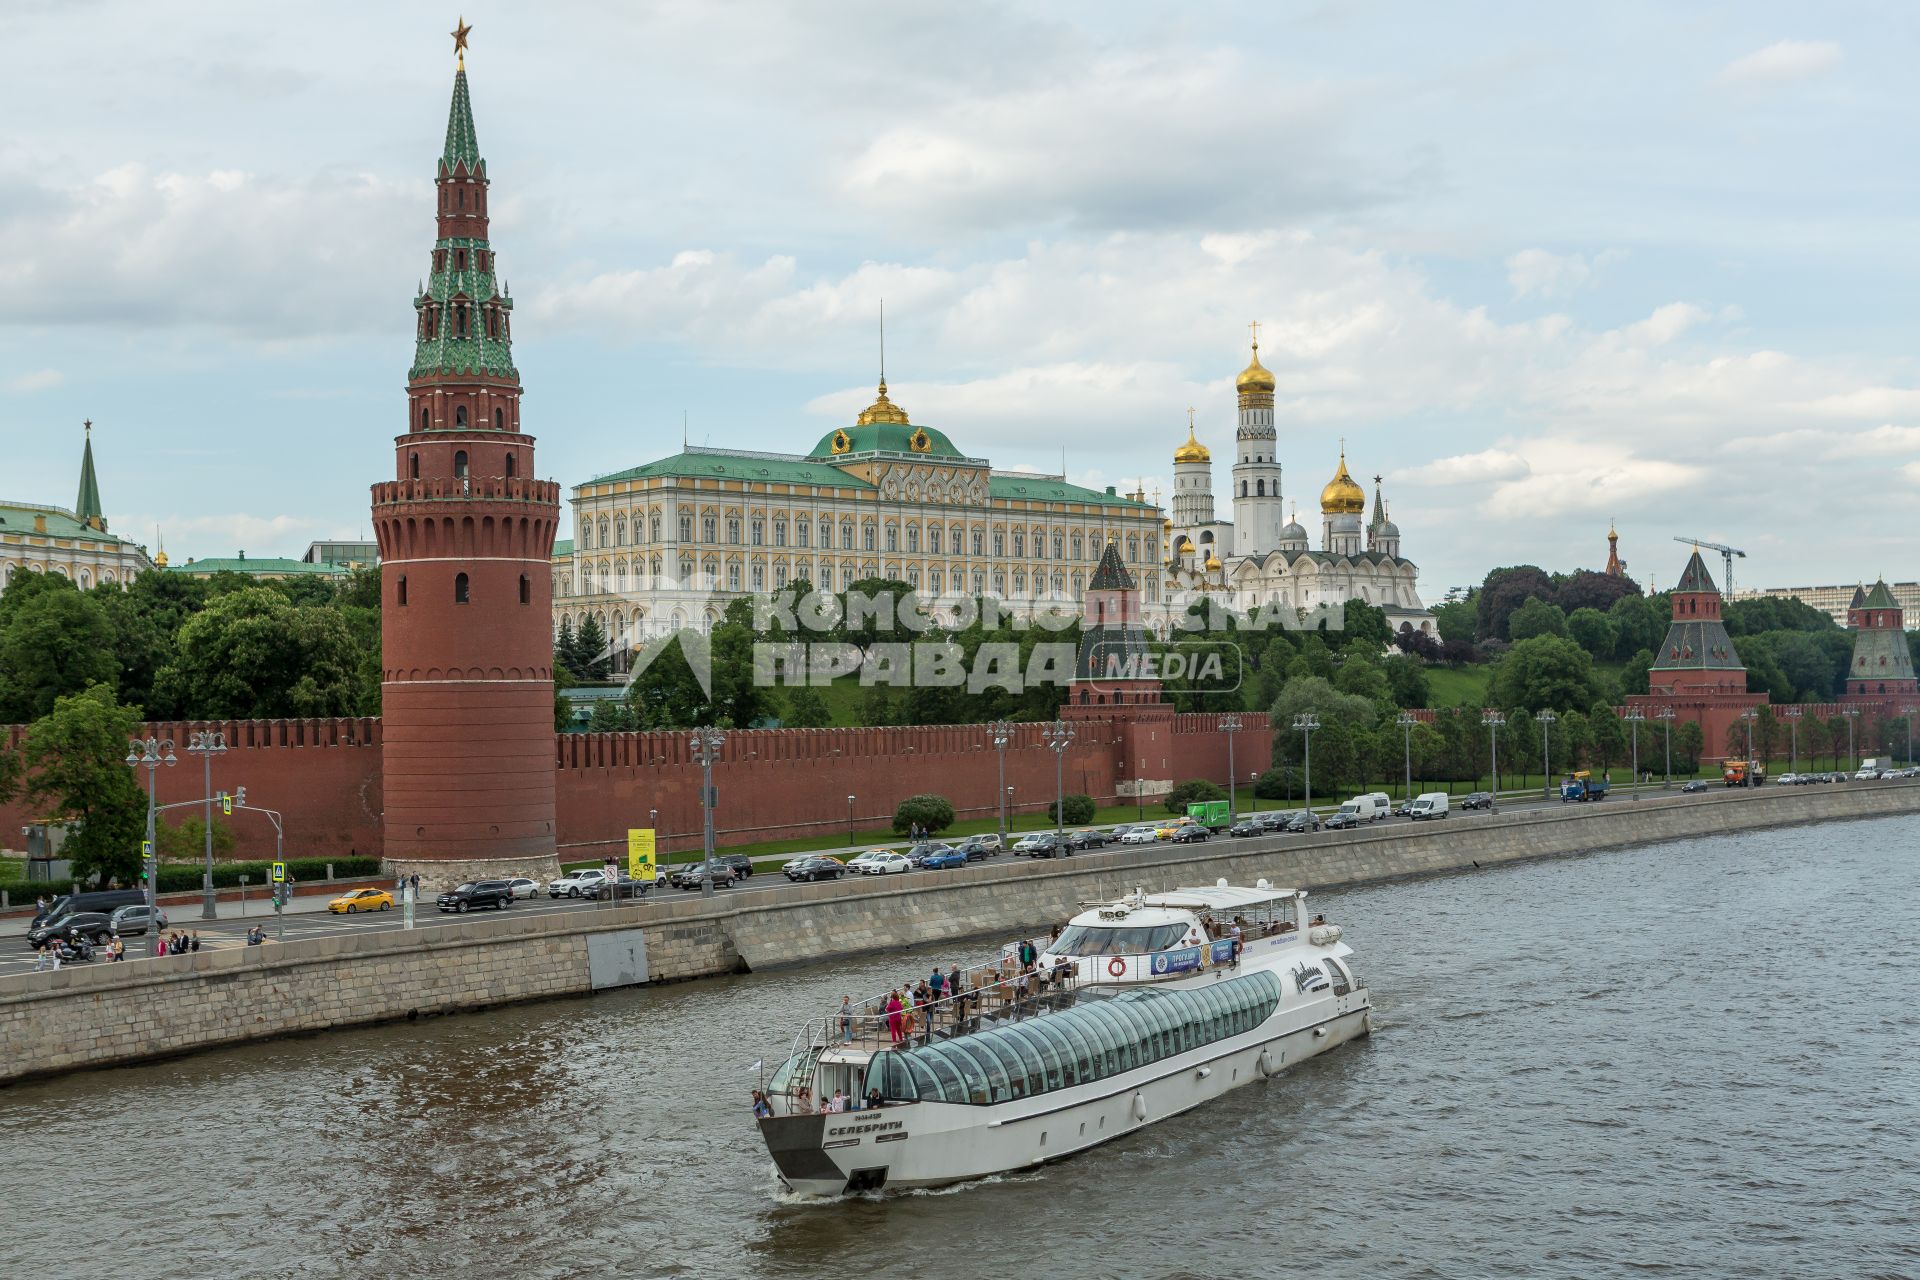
top-left (370, 26), bottom-right (561, 883)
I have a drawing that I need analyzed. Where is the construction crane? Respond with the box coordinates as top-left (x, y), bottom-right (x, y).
top-left (1672, 537), bottom-right (1746, 596)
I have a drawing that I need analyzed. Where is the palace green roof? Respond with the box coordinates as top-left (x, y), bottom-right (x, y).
top-left (551, 539), bottom-right (574, 557)
top-left (987, 476), bottom-right (1151, 509)
top-left (0, 502), bottom-right (124, 546)
top-left (588, 451), bottom-right (877, 490)
top-left (805, 421), bottom-right (965, 460)
top-left (168, 557), bottom-right (353, 578)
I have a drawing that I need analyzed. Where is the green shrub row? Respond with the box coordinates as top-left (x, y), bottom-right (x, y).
top-left (1, 857), bottom-right (383, 904)
top-left (1, 878), bottom-right (75, 902)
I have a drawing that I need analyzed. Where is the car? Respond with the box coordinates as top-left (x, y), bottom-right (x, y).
top-left (919, 848), bottom-right (970, 871)
top-left (855, 851), bottom-right (912, 875)
top-left (505, 877), bottom-right (544, 900)
top-left (1011, 833), bottom-right (1051, 855)
top-left (1118, 825), bottom-right (1159, 845)
top-left (106, 903), bottom-right (169, 936)
top-left (1323, 812), bottom-right (1361, 830)
top-left (1228, 820), bottom-right (1261, 837)
top-left (905, 842), bottom-right (957, 867)
top-left (1394, 800), bottom-right (1416, 817)
top-left (1282, 811), bottom-right (1321, 833)
top-left (1461, 792), bottom-right (1494, 811)
top-left (717, 854), bottom-right (754, 880)
top-left (846, 849), bottom-right (898, 872)
top-left (1681, 779), bottom-right (1709, 793)
top-left (1067, 828), bottom-right (1109, 850)
top-left (31, 889), bottom-right (147, 930)
top-left (1025, 834), bottom-right (1067, 858)
top-left (327, 888), bottom-right (394, 914)
top-left (548, 869), bottom-right (608, 899)
top-left (1776, 773), bottom-right (1799, 786)
top-left (28, 911), bottom-right (115, 949)
top-left (785, 856), bottom-right (844, 883)
top-left (669, 860), bottom-right (739, 890)
top-left (1170, 824), bottom-right (1210, 843)
top-left (953, 836), bottom-right (1000, 861)
top-left (589, 876), bottom-right (649, 901)
top-left (437, 880), bottom-right (514, 912)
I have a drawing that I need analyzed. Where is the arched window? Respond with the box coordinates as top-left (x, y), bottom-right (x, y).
top-left (456, 249), bottom-right (467, 270)
top-left (1256, 480), bottom-right (1265, 496)
top-left (495, 408), bottom-right (505, 430)
top-left (454, 572), bottom-right (470, 604)
top-left (419, 408), bottom-right (429, 432)
top-left (453, 450), bottom-right (469, 480)
top-left (455, 406), bottom-right (468, 428)
top-left (520, 574), bottom-right (530, 605)
top-left (409, 453), bottom-right (420, 479)
top-left (398, 575), bottom-right (408, 606)
top-left (505, 452), bottom-right (516, 477)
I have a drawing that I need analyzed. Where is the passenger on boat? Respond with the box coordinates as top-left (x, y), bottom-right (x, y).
top-left (886, 991), bottom-right (905, 1044)
top-left (1311, 914), bottom-right (1326, 926)
top-left (751, 1091), bottom-right (773, 1119)
top-left (1229, 920), bottom-right (1244, 965)
top-left (829, 1090), bottom-right (848, 1112)
top-left (866, 1087), bottom-right (883, 1110)
top-left (839, 996), bottom-right (854, 1043)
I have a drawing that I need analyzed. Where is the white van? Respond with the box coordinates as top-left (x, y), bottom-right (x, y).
top-left (1408, 792), bottom-right (1450, 820)
top-left (1337, 794), bottom-right (1388, 823)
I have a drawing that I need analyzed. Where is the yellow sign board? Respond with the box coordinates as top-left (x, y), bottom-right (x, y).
top-left (270, 861), bottom-right (287, 883)
top-left (626, 828), bottom-right (656, 883)
top-left (222, 794), bottom-right (233, 815)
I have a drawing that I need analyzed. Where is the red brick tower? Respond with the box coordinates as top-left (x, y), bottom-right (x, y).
top-left (370, 42), bottom-right (561, 882)
top-left (1063, 540), bottom-right (1174, 802)
top-left (1629, 548), bottom-right (1764, 760)
top-left (1843, 579), bottom-right (1916, 698)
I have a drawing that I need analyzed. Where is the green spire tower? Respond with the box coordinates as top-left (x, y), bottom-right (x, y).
top-left (75, 419), bottom-right (105, 531)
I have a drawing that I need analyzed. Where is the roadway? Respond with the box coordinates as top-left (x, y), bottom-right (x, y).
top-left (0, 778), bottom-right (1758, 977)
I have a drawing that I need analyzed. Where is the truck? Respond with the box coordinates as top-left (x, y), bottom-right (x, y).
top-left (1186, 800), bottom-right (1231, 830)
top-left (1723, 759), bottom-right (1766, 787)
top-left (1560, 771), bottom-right (1610, 802)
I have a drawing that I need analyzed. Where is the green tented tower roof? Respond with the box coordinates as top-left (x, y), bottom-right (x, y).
top-left (74, 424), bottom-right (103, 529)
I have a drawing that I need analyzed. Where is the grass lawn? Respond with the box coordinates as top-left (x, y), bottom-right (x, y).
top-left (1425, 664), bottom-right (1491, 707)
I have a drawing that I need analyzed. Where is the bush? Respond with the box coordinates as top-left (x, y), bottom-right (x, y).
top-left (1164, 778), bottom-right (1228, 815)
top-left (1253, 768), bottom-right (1296, 800)
top-left (154, 856), bottom-right (382, 892)
top-left (892, 794), bottom-right (955, 836)
top-left (0, 878), bottom-right (76, 903)
top-left (1048, 794), bottom-right (1096, 825)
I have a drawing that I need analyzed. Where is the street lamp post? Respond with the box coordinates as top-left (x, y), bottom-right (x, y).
top-left (689, 728), bottom-right (725, 897)
top-left (1843, 707), bottom-right (1860, 772)
top-left (1739, 708), bottom-right (1757, 787)
top-left (1220, 715), bottom-right (1241, 827)
top-left (184, 730), bottom-right (227, 920)
top-left (990, 720), bottom-right (1012, 846)
top-left (1395, 712), bottom-right (1416, 808)
top-left (1657, 706), bottom-right (1675, 786)
top-left (1903, 704), bottom-right (1917, 768)
top-left (1292, 714), bottom-right (1319, 818)
top-left (1535, 710), bottom-right (1556, 799)
top-left (1482, 710), bottom-right (1504, 811)
top-left (1249, 771), bottom-right (1259, 815)
top-left (1624, 709), bottom-right (1644, 800)
top-left (1044, 721), bottom-right (1075, 843)
top-left (1782, 707), bottom-right (1801, 774)
top-left (123, 736), bottom-right (177, 956)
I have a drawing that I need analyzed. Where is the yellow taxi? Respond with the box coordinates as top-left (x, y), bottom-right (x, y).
top-left (327, 887), bottom-right (394, 914)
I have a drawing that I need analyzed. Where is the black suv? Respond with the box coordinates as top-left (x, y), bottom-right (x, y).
top-left (437, 880), bottom-right (514, 912)
top-left (669, 860), bottom-right (739, 891)
top-left (27, 912), bottom-right (115, 949)
top-left (717, 854), bottom-right (754, 879)
top-left (1461, 792), bottom-right (1494, 811)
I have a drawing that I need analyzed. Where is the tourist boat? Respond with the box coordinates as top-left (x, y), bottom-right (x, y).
top-left (756, 879), bottom-right (1372, 1195)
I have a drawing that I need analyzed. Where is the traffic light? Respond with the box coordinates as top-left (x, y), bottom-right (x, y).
top-left (234, 786), bottom-right (247, 807)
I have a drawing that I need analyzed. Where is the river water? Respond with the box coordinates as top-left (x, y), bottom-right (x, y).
top-left (5, 817), bottom-right (1916, 1279)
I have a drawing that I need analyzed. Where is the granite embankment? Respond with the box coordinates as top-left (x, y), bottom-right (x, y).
top-left (4, 781), bottom-right (1915, 1085)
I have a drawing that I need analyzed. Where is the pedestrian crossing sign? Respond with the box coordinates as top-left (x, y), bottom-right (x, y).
top-left (626, 828), bottom-right (656, 883)
top-left (270, 861), bottom-right (286, 883)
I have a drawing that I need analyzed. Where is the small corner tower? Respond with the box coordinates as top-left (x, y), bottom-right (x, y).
top-left (1229, 324), bottom-right (1283, 556)
top-left (369, 26), bottom-right (562, 883)
top-left (75, 420), bottom-right (105, 532)
top-left (1844, 579), bottom-right (1917, 697)
top-left (1063, 538), bottom-right (1172, 803)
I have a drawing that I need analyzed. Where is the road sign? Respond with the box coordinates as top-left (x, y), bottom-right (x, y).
top-left (141, 839), bottom-right (152, 858)
top-left (270, 861), bottom-right (286, 883)
top-left (221, 793), bottom-right (233, 815)
top-left (627, 828), bottom-right (657, 883)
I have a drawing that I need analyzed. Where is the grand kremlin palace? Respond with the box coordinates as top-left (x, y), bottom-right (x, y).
top-left (551, 379), bottom-right (1168, 657)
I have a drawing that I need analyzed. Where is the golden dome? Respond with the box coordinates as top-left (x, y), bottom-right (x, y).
top-left (1320, 451), bottom-right (1366, 515)
top-left (855, 378), bottom-right (910, 426)
top-left (1204, 552), bottom-right (1223, 571)
top-left (1235, 340), bottom-right (1275, 394)
top-left (154, 547), bottom-right (169, 568)
top-left (1173, 424), bottom-right (1211, 464)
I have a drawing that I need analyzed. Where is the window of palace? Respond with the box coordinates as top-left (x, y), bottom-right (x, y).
top-left (727, 517), bottom-right (741, 544)
top-left (750, 564), bottom-right (764, 590)
top-left (679, 514), bottom-right (692, 541)
top-left (773, 520), bottom-right (786, 547)
top-left (885, 525), bottom-right (898, 552)
top-left (906, 525), bottom-right (919, 552)
top-left (992, 571), bottom-right (1006, 594)
top-left (1127, 536), bottom-right (1139, 561)
top-left (775, 564), bottom-right (789, 588)
top-left (598, 517), bottom-right (609, 547)
top-left (703, 561), bottom-right (718, 589)
top-left (649, 514), bottom-right (660, 541)
top-left (973, 571), bottom-right (986, 595)
top-left (1014, 571), bottom-right (1026, 594)
top-left (841, 522), bottom-right (855, 551)
top-left (1052, 573), bottom-right (1065, 596)
top-left (1052, 534), bottom-right (1064, 559)
top-left (907, 567), bottom-right (920, 588)
top-left (1072, 533), bottom-right (1084, 560)
top-left (616, 516), bottom-right (626, 545)
top-left (794, 520), bottom-right (807, 547)
top-left (972, 531), bottom-right (985, 556)
top-left (930, 569), bottom-right (943, 593)
top-left (863, 524), bottom-right (876, 552)
top-left (1012, 531), bottom-right (1025, 557)
top-left (928, 526), bottom-right (941, 553)
top-left (702, 515), bottom-right (717, 542)
top-left (727, 563), bottom-right (742, 592)
top-left (679, 556), bottom-right (693, 581)
top-left (992, 532), bottom-right (1005, 557)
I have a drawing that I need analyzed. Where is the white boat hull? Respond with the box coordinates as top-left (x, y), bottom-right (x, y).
top-left (764, 997), bottom-right (1372, 1196)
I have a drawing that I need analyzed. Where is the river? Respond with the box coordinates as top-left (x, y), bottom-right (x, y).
top-left (5, 816), bottom-right (1916, 1279)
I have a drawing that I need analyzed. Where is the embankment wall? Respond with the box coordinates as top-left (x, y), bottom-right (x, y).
top-left (3, 780), bottom-right (1912, 1086)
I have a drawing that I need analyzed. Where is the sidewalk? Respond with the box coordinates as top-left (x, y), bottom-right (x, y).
top-left (0, 886), bottom-right (350, 938)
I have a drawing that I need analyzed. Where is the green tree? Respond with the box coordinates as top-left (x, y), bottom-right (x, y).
top-left (708, 599), bottom-right (767, 728)
top-left (1566, 607), bottom-right (1618, 659)
top-left (19, 684), bottom-right (145, 886)
top-left (1489, 636), bottom-right (1603, 713)
top-left (574, 615), bottom-right (611, 680)
top-left (154, 587), bottom-right (369, 719)
top-left (553, 661), bottom-right (578, 731)
top-left (1608, 593), bottom-right (1668, 660)
top-left (587, 697), bottom-right (637, 731)
top-left (1621, 648), bottom-right (1655, 696)
top-left (1674, 720), bottom-right (1704, 773)
top-left (1337, 598), bottom-right (1393, 650)
top-left (94, 570), bottom-right (207, 717)
top-left (782, 684), bottom-right (832, 728)
top-left (157, 813), bottom-right (236, 862)
top-left (555, 617), bottom-right (580, 680)
top-left (893, 793), bottom-right (955, 836)
top-left (1382, 654), bottom-right (1430, 709)
top-left (1333, 654), bottom-right (1391, 704)
top-left (336, 565), bottom-right (383, 611)
top-left (1508, 598), bottom-right (1569, 641)
top-left (1476, 566), bottom-right (1555, 640)
top-left (0, 581), bottom-right (119, 721)
top-left (1588, 705), bottom-right (1626, 773)
top-left (1049, 794), bottom-right (1096, 824)
top-left (1164, 778), bottom-right (1227, 815)
top-left (1431, 598), bottom-right (1477, 647)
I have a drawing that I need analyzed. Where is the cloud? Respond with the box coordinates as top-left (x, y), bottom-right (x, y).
top-left (1621, 302), bottom-right (1709, 346)
top-left (0, 163), bottom-right (416, 334)
top-left (1715, 40), bottom-right (1843, 90)
top-left (1506, 248), bottom-right (1625, 299)
top-left (1412, 448), bottom-right (1531, 485)
top-left (5, 369), bottom-right (63, 392)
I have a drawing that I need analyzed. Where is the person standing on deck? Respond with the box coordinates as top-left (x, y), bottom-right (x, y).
top-left (885, 991), bottom-right (904, 1044)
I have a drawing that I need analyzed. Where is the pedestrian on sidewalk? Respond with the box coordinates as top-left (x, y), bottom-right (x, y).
top-left (189, 932), bottom-right (202, 953)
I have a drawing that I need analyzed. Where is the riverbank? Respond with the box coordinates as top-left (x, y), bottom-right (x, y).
top-left (3, 780), bottom-right (1915, 1085)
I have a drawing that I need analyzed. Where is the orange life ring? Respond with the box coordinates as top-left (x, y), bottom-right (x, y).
top-left (1108, 957), bottom-right (1127, 977)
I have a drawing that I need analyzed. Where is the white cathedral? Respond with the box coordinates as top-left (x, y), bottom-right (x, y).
top-left (1161, 334), bottom-right (1433, 637)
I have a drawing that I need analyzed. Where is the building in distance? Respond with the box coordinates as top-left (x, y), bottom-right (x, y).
top-left (0, 423), bottom-right (155, 590)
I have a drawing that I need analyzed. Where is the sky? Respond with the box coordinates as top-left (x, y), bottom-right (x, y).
top-left (2, 1), bottom-right (1917, 597)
